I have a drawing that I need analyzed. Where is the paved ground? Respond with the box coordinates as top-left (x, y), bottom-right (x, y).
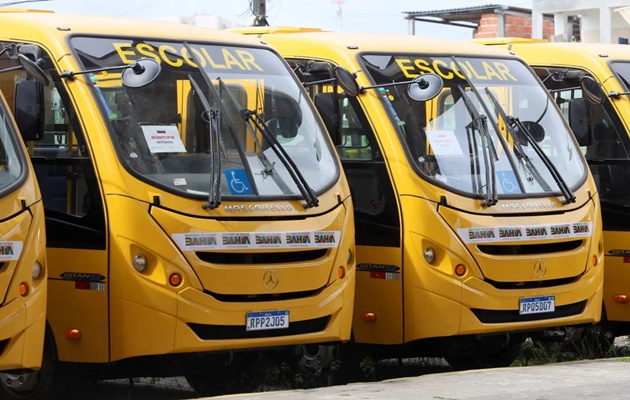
top-left (211, 358), bottom-right (630, 400)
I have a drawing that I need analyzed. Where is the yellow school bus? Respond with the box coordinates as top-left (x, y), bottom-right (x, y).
top-left (0, 10), bottom-right (355, 398)
top-left (0, 68), bottom-right (46, 373)
top-left (475, 38), bottom-right (630, 343)
top-left (236, 27), bottom-right (604, 369)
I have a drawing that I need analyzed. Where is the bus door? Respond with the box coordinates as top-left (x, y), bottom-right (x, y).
top-left (313, 87), bottom-right (403, 345)
top-left (6, 46), bottom-right (109, 363)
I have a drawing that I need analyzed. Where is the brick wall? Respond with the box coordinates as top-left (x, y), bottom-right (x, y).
top-left (473, 12), bottom-right (555, 39)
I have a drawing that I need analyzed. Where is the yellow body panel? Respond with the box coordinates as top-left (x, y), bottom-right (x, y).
top-left (0, 10), bottom-right (355, 369)
top-left (238, 27), bottom-right (604, 349)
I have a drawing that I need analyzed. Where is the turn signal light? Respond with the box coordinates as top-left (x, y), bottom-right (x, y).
top-left (338, 266), bottom-right (346, 279)
top-left (19, 282), bottom-right (28, 297)
top-left (613, 294), bottom-right (630, 304)
top-left (64, 329), bottom-right (81, 340)
top-left (455, 264), bottom-right (466, 277)
top-left (360, 312), bottom-right (377, 322)
top-left (168, 273), bottom-right (182, 287)
top-left (592, 256), bottom-right (598, 267)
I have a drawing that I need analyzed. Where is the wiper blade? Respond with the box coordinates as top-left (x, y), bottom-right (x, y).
top-left (484, 88), bottom-right (576, 205)
top-left (456, 85), bottom-right (498, 207)
top-left (484, 88), bottom-right (547, 191)
top-left (188, 75), bottom-right (221, 210)
top-left (239, 106), bottom-right (319, 208)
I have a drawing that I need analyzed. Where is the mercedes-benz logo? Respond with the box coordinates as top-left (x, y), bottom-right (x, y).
top-left (534, 259), bottom-right (547, 279)
top-left (263, 270), bottom-right (279, 290)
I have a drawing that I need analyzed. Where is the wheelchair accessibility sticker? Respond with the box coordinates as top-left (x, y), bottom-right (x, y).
top-left (497, 170), bottom-right (519, 194)
top-left (225, 169), bottom-right (253, 195)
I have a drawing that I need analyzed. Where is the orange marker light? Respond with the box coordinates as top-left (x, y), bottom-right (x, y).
top-left (455, 264), bottom-right (466, 277)
top-left (338, 266), bottom-right (346, 279)
top-left (19, 282), bottom-right (28, 297)
top-left (613, 294), bottom-right (630, 304)
top-left (360, 312), bottom-right (377, 322)
top-left (169, 273), bottom-right (182, 287)
top-left (64, 329), bottom-right (81, 340)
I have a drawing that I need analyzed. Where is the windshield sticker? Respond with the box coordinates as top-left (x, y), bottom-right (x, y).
top-left (0, 241), bottom-right (22, 261)
top-left (497, 170), bottom-right (519, 194)
top-left (173, 178), bottom-right (187, 186)
top-left (426, 130), bottom-right (463, 156)
top-left (225, 169), bottom-right (254, 195)
top-left (458, 222), bottom-right (593, 243)
top-left (141, 125), bottom-right (186, 153)
top-left (395, 58), bottom-right (517, 82)
top-left (173, 231), bottom-right (341, 251)
top-left (113, 42), bottom-right (264, 72)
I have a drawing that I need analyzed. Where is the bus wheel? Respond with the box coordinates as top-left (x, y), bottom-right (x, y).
top-left (0, 344), bottom-right (55, 399)
top-left (184, 352), bottom-right (243, 396)
top-left (295, 344), bottom-right (338, 374)
top-left (444, 343), bottom-right (521, 371)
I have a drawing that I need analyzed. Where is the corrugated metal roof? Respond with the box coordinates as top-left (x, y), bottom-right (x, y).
top-left (403, 4), bottom-right (531, 16)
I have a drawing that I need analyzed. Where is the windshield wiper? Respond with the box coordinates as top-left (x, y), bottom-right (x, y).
top-left (484, 88), bottom-right (576, 205)
top-left (187, 75), bottom-right (222, 210)
top-left (456, 85), bottom-right (498, 207)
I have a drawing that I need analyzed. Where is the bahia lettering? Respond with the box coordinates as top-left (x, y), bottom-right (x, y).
top-left (526, 227), bottom-right (548, 237)
top-left (255, 234), bottom-right (282, 245)
top-left (550, 225), bottom-right (571, 236)
top-left (0, 244), bottom-right (13, 255)
top-left (286, 233), bottom-right (311, 244)
top-left (314, 233), bottom-right (336, 244)
top-left (185, 235), bottom-right (217, 246)
top-left (573, 223), bottom-right (590, 234)
top-left (223, 235), bottom-right (250, 245)
top-left (224, 204), bottom-right (294, 213)
top-left (469, 228), bottom-right (495, 240)
top-left (498, 228), bottom-right (522, 238)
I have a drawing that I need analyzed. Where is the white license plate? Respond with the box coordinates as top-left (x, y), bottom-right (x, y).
top-left (246, 310), bottom-right (289, 331)
top-left (519, 295), bottom-right (555, 315)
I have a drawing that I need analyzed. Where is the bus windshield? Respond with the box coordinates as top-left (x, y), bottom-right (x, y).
top-left (0, 105), bottom-right (23, 193)
top-left (70, 37), bottom-right (338, 201)
top-left (360, 54), bottom-right (586, 200)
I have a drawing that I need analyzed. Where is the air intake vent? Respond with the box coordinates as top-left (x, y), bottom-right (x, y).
top-left (477, 240), bottom-right (582, 255)
top-left (196, 249), bottom-right (327, 264)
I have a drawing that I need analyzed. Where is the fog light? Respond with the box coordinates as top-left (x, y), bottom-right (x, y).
top-left (132, 254), bottom-right (147, 273)
top-left (360, 312), bottom-right (377, 322)
top-left (32, 261), bottom-right (42, 279)
top-left (455, 264), bottom-right (466, 276)
top-left (338, 266), bottom-right (346, 279)
top-left (64, 329), bottom-right (81, 340)
top-left (19, 282), bottom-right (28, 297)
top-left (423, 247), bottom-right (435, 264)
top-left (169, 273), bottom-right (182, 286)
top-left (614, 294), bottom-right (630, 304)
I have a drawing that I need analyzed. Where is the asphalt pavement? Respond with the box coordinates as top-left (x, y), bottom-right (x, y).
top-left (210, 358), bottom-right (630, 400)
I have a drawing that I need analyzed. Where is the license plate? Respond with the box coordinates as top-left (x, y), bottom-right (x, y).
top-left (246, 310), bottom-right (289, 331)
top-left (519, 295), bottom-right (555, 315)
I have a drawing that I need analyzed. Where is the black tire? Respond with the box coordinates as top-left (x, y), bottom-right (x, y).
top-left (184, 353), bottom-right (246, 397)
top-left (0, 342), bottom-right (58, 400)
top-left (445, 343), bottom-right (521, 371)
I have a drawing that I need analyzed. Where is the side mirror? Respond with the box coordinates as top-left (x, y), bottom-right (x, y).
top-left (60, 58), bottom-right (161, 88)
top-left (14, 80), bottom-right (44, 141)
top-left (334, 67), bottom-right (359, 98)
top-left (568, 98), bottom-right (592, 146)
top-left (407, 73), bottom-right (444, 101)
top-left (314, 92), bottom-right (340, 144)
top-left (581, 75), bottom-right (605, 105)
top-left (520, 121), bottom-right (545, 142)
top-left (17, 54), bottom-right (49, 86)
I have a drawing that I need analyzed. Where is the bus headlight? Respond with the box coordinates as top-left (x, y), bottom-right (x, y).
top-left (132, 254), bottom-right (147, 273)
top-left (423, 247), bottom-right (435, 264)
top-left (32, 261), bottom-right (42, 279)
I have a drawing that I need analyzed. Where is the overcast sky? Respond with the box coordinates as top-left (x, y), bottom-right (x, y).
top-left (17, 0), bottom-right (533, 39)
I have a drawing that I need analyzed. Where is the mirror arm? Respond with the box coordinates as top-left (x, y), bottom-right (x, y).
top-left (303, 77), bottom-right (335, 87)
top-left (60, 61), bottom-right (147, 79)
top-left (360, 79), bottom-right (420, 93)
top-left (608, 91), bottom-right (630, 98)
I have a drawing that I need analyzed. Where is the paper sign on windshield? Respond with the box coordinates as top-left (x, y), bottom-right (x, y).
top-left (426, 130), bottom-right (463, 156)
top-left (141, 125), bottom-right (186, 153)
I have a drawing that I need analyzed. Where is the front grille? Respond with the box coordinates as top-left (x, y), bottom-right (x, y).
top-left (196, 249), bottom-right (327, 264)
top-left (486, 276), bottom-right (579, 290)
top-left (188, 316), bottom-right (330, 340)
top-left (477, 240), bottom-right (582, 255)
top-left (205, 288), bottom-right (322, 303)
top-left (471, 300), bottom-right (586, 323)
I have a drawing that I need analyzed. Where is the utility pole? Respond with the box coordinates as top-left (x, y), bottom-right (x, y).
top-left (251, 0), bottom-right (269, 26)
